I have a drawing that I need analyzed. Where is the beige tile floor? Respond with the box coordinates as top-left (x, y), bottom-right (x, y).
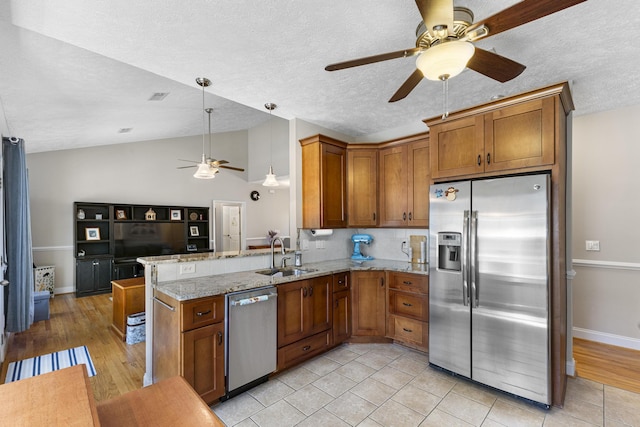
top-left (211, 343), bottom-right (640, 427)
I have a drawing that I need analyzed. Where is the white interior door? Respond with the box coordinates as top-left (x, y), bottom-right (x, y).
top-left (0, 148), bottom-right (6, 362)
top-left (222, 205), bottom-right (240, 252)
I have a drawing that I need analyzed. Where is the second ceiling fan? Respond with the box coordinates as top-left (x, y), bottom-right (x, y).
top-left (325, 0), bottom-right (587, 102)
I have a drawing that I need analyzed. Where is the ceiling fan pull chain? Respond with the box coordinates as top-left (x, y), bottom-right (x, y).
top-left (441, 76), bottom-right (449, 120)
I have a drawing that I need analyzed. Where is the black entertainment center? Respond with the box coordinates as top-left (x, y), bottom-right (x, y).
top-left (74, 202), bottom-right (210, 297)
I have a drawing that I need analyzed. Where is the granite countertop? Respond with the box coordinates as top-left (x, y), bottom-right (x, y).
top-left (137, 248), bottom-right (293, 265)
top-left (154, 259), bottom-right (428, 301)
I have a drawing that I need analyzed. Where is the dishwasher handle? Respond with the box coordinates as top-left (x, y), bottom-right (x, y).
top-left (230, 292), bottom-right (277, 307)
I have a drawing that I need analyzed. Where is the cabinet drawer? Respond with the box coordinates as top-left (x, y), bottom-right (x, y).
top-left (181, 296), bottom-right (224, 332)
top-left (389, 290), bottom-right (428, 321)
top-left (277, 330), bottom-right (331, 371)
top-left (387, 315), bottom-right (428, 350)
top-left (388, 272), bottom-right (428, 294)
top-left (333, 272), bottom-right (349, 292)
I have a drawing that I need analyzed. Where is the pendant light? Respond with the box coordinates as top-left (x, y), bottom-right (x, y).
top-left (193, 77), bottom-right (216, 179)
top-left (262, 102), bottom-right (279, 187)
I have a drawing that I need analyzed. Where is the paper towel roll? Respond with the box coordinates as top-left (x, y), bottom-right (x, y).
top-left (310, 229), bottom-right (333, 237)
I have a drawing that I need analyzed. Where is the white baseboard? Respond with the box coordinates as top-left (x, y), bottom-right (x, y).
top-left (54, 286), bottom-right (75, 295)
top-left (573, 327), bottom-right (640, 351)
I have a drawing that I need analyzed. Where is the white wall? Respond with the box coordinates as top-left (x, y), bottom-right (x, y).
top-left (27, 130), bottom-right (289, 294)
top-left (571, 104), bottom-right (640, 349)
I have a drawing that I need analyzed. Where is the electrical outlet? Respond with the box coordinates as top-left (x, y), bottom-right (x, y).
top-left (585, 240), bottom-right (600, 251)
top-left (302, 239), bottom-right (309, 250)
top-left (316, 240), bottom-right (326, 249)
top-left (179, 263), bottom-right (196, 274)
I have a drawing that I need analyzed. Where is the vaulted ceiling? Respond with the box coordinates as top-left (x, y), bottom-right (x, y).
top-left (2, 0), bottom-right (639, 153)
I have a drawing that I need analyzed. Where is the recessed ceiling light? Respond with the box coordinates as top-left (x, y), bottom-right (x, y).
top-left (148, 92), bottom-right (169, 101)
top-left (118, 128), bottom-right (133, 133)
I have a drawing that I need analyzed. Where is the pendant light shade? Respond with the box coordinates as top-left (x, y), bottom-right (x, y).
top-left (193, 77), bottom-right (217, 179)
top-left (262, 102), bottom-right (280, 187)
top-left (416, 40), bottom-right (475, 81)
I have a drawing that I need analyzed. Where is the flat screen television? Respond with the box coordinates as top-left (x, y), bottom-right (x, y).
top-left (114, 222), bottom-right (186, 259)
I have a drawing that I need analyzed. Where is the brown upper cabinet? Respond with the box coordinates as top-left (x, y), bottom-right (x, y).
top-left (347, 147), bottom-right (378, 227)
top-left (427, 84), bottom-right (572, 181)
top-left (300, 135), bottom-right (348, 229)
top-left (378, 136), bottom-right (430, 227)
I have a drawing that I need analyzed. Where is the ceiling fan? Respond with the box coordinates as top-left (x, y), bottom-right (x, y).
top-left (178, 77), bottom-right (245, 179)
top-left (325, 0), bottom-right (587, 103)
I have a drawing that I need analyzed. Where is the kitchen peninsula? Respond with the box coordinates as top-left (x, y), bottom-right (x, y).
top-left (139, 250), bottom-right (428, 404)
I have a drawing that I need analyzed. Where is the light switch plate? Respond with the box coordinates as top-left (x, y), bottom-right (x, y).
top-left (585, 240), bottom-right (600, 251)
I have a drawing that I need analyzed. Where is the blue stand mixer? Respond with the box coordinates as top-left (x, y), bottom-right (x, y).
top-left (351, 234), bottom-right (374, 261)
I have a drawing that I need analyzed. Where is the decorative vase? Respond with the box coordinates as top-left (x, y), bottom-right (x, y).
top-left (77, 209), bottom-right (85, 220)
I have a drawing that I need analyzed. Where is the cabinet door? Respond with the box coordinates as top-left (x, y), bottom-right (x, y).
top-left (351, 271), bottom-right (386, 336)
top-left (484, 97), bottom-right (555, 172)
top-left (378, 145), bottom-right (408, 227)
top-left (430, 115), bottom-right (485, 179)
top-left (407, 138), bottom-right (430, 227)
top-left (347, 149), bottom-right (378, 227)
top-left (308, 276), bottom-right (332, 337)
top-left (75, 260), bottom-right (95, 296)
top-left (277, 280), bottom-right (308, 347)
top-left (321, 143), bottom-right (348, 228)
top-left (182, 322), bottom-right (225, 404)
top-left (333, 290), bottom-right (351, 346)
top-left (96, 258), bottom-right (113, 292)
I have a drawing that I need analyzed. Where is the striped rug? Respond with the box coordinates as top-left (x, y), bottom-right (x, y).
top-left (4, 346), bottom-right (96, 383)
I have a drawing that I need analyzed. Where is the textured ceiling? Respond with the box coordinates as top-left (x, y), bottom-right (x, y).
top-left (2, 0), bottom-right (640, 154)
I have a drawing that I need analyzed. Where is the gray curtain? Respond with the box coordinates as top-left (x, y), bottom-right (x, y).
top-left (3, 137), bottom-right (33, 332)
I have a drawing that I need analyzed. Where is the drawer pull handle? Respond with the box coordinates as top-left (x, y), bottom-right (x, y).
top-left (303, 345), bottom-right (311, 351)
top-left (403, 281), bottom-right (413, 285)
top-left (477, 155), bottom-right (481, 166)
top-left (217, 331), bottom-right (223, 345)
top-left (403, 328), bottom-right (413, 333)
top-left (303, 287), bottom-right (308, 297)
top-left (196, 310), bottom-right (211, 317)
top-left (309, 286), bottom-right (314, 297)
top-left (402, 302), bottom-right (413, 307)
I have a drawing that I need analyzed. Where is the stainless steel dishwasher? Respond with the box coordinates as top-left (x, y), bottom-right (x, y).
top-left (224, 286), bottom-right (277, 400)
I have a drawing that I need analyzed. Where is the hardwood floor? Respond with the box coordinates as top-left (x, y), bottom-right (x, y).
top-left (0, 293), bottom-right (145, 402)
top-left (2, 294), bottom-right (640, 405)
top-left (573, 337), bottom-right (640, 394)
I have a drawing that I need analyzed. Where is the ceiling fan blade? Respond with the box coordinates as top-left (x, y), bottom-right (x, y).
top-left (415, 0), bottom-right (454, 37)
top-left (178, 159), bottom-right (199, 164)
top-left (325, 47), bottom-right (421, 71)
top-left (467, 0), bottom-right (587, 39)
top-left (467, 48), bottom-right (526, 83)
top-left (176, 165), bottom-right (196, 169)
top-left (211, 159), bottom-right (229, 166)
top-left (389, 69), bottom-right (424, 103)
top-left (219, 165), bottom-right (245, 172)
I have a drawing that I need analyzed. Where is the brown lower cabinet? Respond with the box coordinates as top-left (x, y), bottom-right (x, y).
top-left (332, 272), bottom-right (351, 345)
top-left (152, 291), bottom-right (225, 405)
top-left (277, 275), bottom-right (332, 371)
top-left (351, 270), bottom-right (386, 337)
top-left (386, 271), bottom-right (429, 351)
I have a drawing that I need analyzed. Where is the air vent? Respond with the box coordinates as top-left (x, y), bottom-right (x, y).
top-left (148, 92), bottom-right (169, 101)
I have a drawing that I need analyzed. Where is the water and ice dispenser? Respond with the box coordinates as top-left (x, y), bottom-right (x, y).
top-left (437, 232), bottom-right (461, 271)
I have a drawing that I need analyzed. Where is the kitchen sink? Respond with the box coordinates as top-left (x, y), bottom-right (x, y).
top-left (255, 267), bottom-right (318, 277)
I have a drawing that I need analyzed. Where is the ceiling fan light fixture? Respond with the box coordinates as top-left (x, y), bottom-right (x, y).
top-left (416, 40), bottom-right (475, 81)
top-left (193, 161), bottom-right (216, 179)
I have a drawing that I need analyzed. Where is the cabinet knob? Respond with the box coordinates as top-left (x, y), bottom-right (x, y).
top-left (302, 345), bottom-right (311, 351)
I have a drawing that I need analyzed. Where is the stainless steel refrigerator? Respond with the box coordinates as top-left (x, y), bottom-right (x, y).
top-left (429, 173), bottom-right (551, 406)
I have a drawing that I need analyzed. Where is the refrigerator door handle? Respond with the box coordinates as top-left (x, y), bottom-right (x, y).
top-left (462, 210), bottom-right (470, 306)
top-left (470, 210), bottom-right (479, 308)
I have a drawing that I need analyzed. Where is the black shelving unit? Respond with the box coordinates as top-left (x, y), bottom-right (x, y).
top-left (74, 202), bottom-right (210, 297)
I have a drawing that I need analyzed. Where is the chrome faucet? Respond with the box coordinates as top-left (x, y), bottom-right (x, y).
top-left (270, 237), bottom-right (286, 270)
